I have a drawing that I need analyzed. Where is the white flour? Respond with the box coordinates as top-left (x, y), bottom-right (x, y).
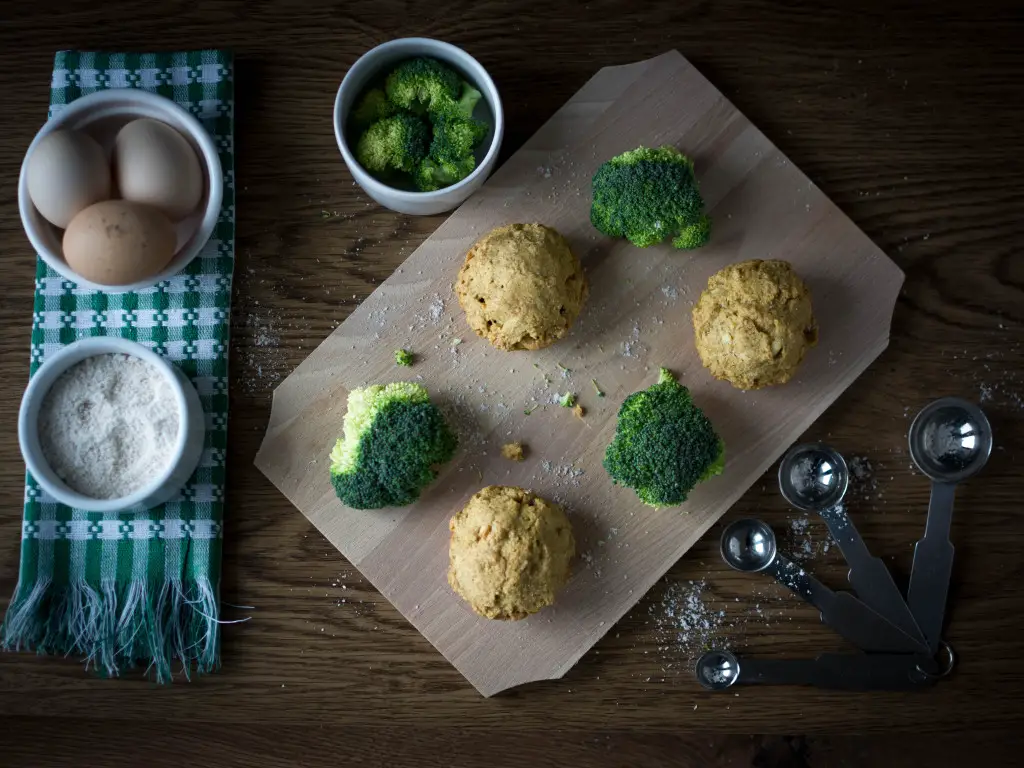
top-left (38, 353), bottom-right (180, 499)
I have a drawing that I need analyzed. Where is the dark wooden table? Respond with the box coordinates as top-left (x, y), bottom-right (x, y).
top-left (1, 1), bottom-right (1022, 766)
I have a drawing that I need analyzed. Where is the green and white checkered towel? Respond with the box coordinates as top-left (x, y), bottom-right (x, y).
top-left (1, 50), bottom-right (235, 682)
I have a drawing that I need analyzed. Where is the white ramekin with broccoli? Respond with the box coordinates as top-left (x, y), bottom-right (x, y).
top-left (333, 38), bottom-right (504, 215)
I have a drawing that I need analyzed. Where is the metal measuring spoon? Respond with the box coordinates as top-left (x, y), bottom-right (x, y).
top-left (907, 397), bottom-right (992, 654)
top-left (779, 443), bottom-right (927, 649)
top-left (720, 518), bottom-right (926, 653)
top-left (695, 648), bottom-right (945, 691)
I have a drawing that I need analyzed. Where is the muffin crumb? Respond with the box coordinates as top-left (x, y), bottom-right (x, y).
top-left (501, 441), bottom-right (525, 461)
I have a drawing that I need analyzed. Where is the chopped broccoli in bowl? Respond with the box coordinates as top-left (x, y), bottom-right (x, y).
top-left (330, 382), bottom-right (458, 510)
top-left (349, 57), bottom-right (490, 193)
top-left (603, 368), bottom-right (724, 507)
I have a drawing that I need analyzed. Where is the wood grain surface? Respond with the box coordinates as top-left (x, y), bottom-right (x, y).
top-left (1, 0), bottom-right (1022, 765)
top-left (256, 49), bottom-right (905, 696)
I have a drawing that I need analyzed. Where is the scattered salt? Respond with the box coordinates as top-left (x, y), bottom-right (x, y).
top-left (650, 579), bottom-right (729, 665)
top-left (622, 324), bottom-right (642, 358)
top-left (428, 296), bottom-right (444, 323)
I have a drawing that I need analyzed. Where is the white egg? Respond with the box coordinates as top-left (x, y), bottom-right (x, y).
top-left (26, 129), bottom-right (111, 229)
top-left (115, 118), bottom-right (203, 220)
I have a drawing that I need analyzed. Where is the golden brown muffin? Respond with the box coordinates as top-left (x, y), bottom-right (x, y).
top-left (456, 223), bottom-right (587, 351)
top-left (448, 485), bottom-right (575, 620)
top-left (692, 259), bottom-right (818, 390)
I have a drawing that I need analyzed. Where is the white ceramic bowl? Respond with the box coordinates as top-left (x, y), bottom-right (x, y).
top-left (18, 89), bottom-right (223, 293)
top-left (18, 338), bottom-right (206, 513)
top-left (334, 38), bottom-right (504, 216)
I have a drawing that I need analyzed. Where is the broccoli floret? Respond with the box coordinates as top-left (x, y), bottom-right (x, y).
top-left (350, 88), bottom-right (396, 131)
top-left (329, 382), bottom-right (458, 509)
top-left (355, 114), bottom-right (429, 174)
top-left (435, 80), bottom-right (483, 122)
top-left (591, 146), bottom-right (711, 250)
top-left (385, 57), bottom-right (462, 116)
top-left (429, 114), bottom-right (488, 164)
top-left (413, 155), bottom-right (476, 192)
top-left (557, 392), bottom-right (577, 408)
top-left (416, 113), bottom-right (485, 191)
top-left (386, 57), bottom-right (483, 121)
top-left (394, 349), bottom-right (413, 367)
top-left (603, 368), bottom-right (724, 507)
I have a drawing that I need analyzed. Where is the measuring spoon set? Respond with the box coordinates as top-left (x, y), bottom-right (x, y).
top-left (697, 397), bottom-right (992, 692)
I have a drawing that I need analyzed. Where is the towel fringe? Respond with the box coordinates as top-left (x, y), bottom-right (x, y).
top-left (1, 576), bottom-right (220, 683)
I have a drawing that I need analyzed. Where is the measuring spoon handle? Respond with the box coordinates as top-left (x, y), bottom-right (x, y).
top-left (768, 557), bottom-right (926, 653)
top-left (907, 481), bottom-right (957, 654)
top-left (738, 654), bottom-right (936, 690)
top-left (820, 506), bottom-right (927, 646)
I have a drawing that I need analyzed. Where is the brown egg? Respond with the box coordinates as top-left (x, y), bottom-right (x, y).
top-left (63, 201), bottom-right (176, 286)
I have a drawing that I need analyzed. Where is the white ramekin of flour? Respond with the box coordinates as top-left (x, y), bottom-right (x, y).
top-left (18, 337), bottom-right (206, 513)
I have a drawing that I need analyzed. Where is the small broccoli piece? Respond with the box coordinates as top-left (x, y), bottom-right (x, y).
top-left (429, 114), bottom-right (488, 164)
top-left (350, 88), bottom-right (396, 131)
top-left (557, 392), bottom-right (577, 408)
top-left (329, 382), bottom-right (458, 509)
top-left (413, 155), bottom-right (476, 192)
top-left (603, 368), bottom-right (724, 507)
top-left (461, 82), bottom-right (483, 115)
top-left (385, 57), bottom-right (462, 116)
top-left (394, 349), bottom-right (413, 367)
top-left (415, 115), bottom-right (485, 191)
top-left (591, 146), bottom-right (711, 250)
top-left (591, 379), bottom-right (605, 398)
top-left (356, 114), bottom-right (430, 174)
top-left (386, 56), bottom-right (482, 121)
top-left (434, 80), bottom-right (484, 122)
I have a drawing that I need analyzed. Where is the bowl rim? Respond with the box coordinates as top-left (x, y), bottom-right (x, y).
top-left (18, 88), bottom-right (224, 294)
top-left (18, 337), bottom-right (194, 513)
top-left (333, 37), bottom-right (504, 201)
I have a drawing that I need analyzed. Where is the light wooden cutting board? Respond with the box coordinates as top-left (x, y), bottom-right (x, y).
top-left (255, 51), bottom-right (904, 696)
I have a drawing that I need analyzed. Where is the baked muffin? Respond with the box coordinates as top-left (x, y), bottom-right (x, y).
top-left (456, 223), bottom-right (587, 351)
top-left (692, 259), bottom-right (818, 390)
top-left (448, 485), bottom-right (574, 620)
